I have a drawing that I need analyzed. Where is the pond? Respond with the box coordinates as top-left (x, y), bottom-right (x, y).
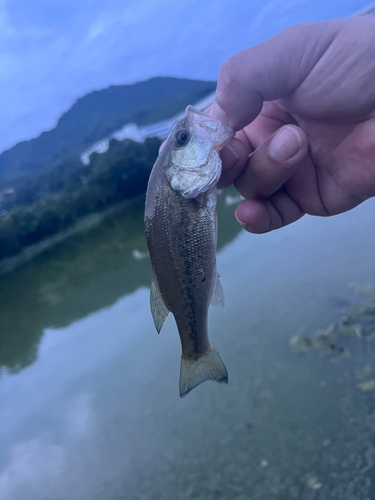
top-left (1, 187), bottom-right (375, 500)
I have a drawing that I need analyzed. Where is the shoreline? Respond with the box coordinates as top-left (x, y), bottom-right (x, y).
top-left (0, 196), bottom-right (143, 277)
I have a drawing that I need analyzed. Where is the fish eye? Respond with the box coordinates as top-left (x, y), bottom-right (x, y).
top-left (175, 129), bottom-right (190, 147)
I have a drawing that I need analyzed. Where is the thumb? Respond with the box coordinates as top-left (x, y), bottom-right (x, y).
top-left (210, 19), bottom-right (344, 130)
top-left (234, 124), bottom-right (308, 199)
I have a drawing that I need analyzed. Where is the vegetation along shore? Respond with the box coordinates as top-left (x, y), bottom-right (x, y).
top-left (0, 77), bottom-right (216, 267)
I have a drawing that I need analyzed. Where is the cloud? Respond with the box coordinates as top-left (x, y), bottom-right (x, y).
top-left (0, 394), bottom-right (95, 500)
top-left (0, 439), bottom-right (65, 500)
top-left (0, 0), bottom-right (368, 153)
top-left (0, 0), bottom-right (13, 37)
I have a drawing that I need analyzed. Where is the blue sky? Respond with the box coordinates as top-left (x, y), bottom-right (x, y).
top-left (0, 0), bottom-right (370, 153)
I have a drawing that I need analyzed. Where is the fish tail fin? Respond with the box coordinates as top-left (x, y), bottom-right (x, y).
top-left (179, 347), bottom-right (228, 398)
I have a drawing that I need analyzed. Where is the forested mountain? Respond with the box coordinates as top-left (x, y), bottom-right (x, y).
top-left (0, 77), bottom-right (216, 183)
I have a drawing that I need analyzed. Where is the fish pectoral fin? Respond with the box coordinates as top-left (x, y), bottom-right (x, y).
top-left (150, 272), bottom-right (170, 333)
top-left (179, 347), bottom-right (228, 398)
top-left (211, 273), bottom-right (225, 309)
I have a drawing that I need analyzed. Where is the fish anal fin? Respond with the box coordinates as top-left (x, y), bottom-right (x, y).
top-left (179, 347), bottom-right (228, 398)
top-left (150, 272), bottom-right (170, 333)
top-left (211, 273), bottom-right (225, 309)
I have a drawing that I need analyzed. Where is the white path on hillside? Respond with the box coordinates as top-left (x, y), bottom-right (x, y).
top-left (80, 92), bottom-right (215, 165)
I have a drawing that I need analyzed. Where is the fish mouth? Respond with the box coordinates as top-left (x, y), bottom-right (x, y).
top-left (199, 121), bottom-right (220, 133)
top-left (216, 123), bottom-right (236, 147)
top-left (185, 105), bottom-right (235, 148)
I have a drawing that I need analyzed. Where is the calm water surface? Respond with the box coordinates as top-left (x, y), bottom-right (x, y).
top-left (1, 188), bottom-right (375, 500)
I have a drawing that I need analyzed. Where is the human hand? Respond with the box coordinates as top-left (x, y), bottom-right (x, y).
top-left (209, 16), bottom-right (375, 233)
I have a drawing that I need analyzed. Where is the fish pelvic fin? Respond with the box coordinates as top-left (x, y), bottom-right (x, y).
top-left (179, 347), bottom-right (228, 398)
top-left (150, 271), bottom-right (170, 333)
top-left (211, 273), bottom-right (225, 309)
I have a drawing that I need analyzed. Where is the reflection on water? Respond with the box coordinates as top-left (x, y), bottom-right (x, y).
top-left (1, 191), bottom-right (375, 500)
top-left (0, 188), bottom-right (241, 375)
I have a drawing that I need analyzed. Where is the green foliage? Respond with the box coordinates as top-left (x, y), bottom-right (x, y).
top-left (0, 137), bottom-right (161, 260)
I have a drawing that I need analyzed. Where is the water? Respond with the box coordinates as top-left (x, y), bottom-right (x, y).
top-left (1, 188), bottom-right (375, 500)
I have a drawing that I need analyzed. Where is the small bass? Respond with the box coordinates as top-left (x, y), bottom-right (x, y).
top-left (144, 106), bottom-right (235, 397)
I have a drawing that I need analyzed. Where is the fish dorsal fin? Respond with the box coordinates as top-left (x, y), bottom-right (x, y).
top-left (150, 272), bottom-right (170, 333)
top-left (211, 273), bottom-right (225, 309)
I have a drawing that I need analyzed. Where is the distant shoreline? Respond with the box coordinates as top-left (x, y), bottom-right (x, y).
top-left (0, 197), bottom-right (142, 277)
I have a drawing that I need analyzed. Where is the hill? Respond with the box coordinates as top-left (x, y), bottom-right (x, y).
top-left (0, 77), bottom-right (216, 183)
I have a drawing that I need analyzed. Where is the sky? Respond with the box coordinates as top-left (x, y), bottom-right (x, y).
top-left (0, 0), bottom-right (371, 153)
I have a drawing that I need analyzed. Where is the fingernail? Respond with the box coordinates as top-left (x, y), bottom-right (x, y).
top-left (235, 209), bottom-right (247, 228)
top-left (208, 101), bottom-right (229, 126)
top-left (221, 144), bottom-right (239, 169)
top-left (268, 126), bottom-right (302, 162)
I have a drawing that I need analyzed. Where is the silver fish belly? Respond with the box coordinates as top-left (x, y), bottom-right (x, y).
top-left (144, 106), bottom-right (235, 397)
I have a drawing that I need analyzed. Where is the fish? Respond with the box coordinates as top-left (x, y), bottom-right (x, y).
top-left (144, 105), bottom-right (235, 397)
